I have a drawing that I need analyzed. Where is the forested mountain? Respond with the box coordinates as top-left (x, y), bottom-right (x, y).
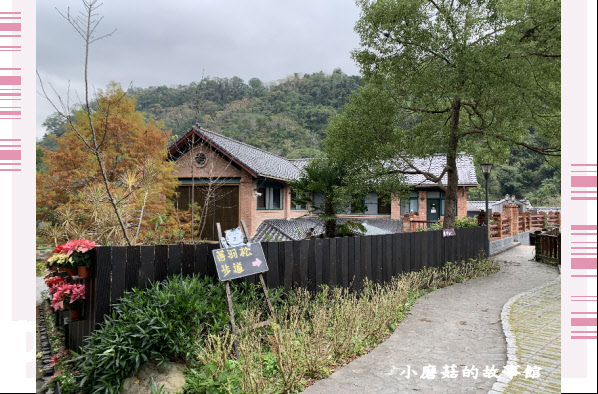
top-left (37, 69), bottom-right (559, 206)
top-left (129, 69), bottom-right (360, 158)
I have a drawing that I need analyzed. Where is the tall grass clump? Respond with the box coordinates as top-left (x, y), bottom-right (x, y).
top-left (75, 274), bottom-right (279, 393)
top-left (186, 257), bottom-right (499, 393)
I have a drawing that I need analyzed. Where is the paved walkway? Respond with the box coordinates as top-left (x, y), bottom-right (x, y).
top-left (36, 276), bottom-right (46, 306)
top-left (304, 246), bottom-right (559, 394)
top-left (501, 279), bottom-right (561, 394)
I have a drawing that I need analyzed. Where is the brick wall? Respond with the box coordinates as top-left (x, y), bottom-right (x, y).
top-left (503, 204), bottom-right (519, 237)
top-left (457, 187), bottom-right (468, 217)
top-left (174, 144), bottom-right (244, 179)
top-left (418, 191), bottom-right (427, 218)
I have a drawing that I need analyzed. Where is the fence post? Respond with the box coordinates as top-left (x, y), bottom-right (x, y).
top-left (493, 212), bottom-right (503, 239)
top-left (539, 211), bottom-right (547, 229)
top-left (555, 211), bottom-right (561, 227)
top-left (503, 204), bottom-right (519, 236)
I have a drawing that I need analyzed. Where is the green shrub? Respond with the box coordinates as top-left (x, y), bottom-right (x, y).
top-left (36, 261), bottom-right (48, 277)
top-left (421, 216), bottom-right (480, 231)
top-left (76, 274), bottom-right (280, 393)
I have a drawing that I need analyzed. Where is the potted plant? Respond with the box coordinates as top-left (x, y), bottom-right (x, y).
top-left (50, 282), bottom-right (86, 320)
top-left (46, 253), bottom-right (73, 273)
top-left (56, 239), bottom-right (97, 278)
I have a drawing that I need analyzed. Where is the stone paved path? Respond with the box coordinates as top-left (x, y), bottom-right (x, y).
top-left (304, 246), bottom-right (559, 394)
top-left (502, 279), bottom-right (561, 394)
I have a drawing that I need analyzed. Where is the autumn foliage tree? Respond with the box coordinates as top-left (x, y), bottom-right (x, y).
top-left (37, 83), bottom-right (178, 245)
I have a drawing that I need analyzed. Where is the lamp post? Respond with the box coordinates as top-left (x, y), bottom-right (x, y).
top-left (480, 163), bottom-right (494, 257)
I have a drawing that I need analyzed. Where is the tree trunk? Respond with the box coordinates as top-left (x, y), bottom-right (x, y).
top-left (324, 201), bottom-right (337, 238)
top-left (444, 97), bottom-right (461, 230)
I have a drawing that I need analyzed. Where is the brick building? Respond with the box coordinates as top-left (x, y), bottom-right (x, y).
top-left (169, 126), bottom-right (478, 240)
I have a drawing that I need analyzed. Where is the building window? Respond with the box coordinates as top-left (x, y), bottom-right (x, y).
top-left (195, 153), bottom-right (207, 166)
top-left (400, 192), bottom-right (419, 215)
top-left (377, 196), bottom-right (391, 214)
top-left (290, 191), bottom-right (307, 210)
top-left (257, 187), bottom-right (283, 210)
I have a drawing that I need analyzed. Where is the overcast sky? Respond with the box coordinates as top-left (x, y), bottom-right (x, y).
top-left (36, 0), bottom-right (363, 138)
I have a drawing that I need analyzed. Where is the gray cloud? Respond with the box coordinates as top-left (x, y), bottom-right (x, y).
top-left (36, 0), bottom-right (362, 138)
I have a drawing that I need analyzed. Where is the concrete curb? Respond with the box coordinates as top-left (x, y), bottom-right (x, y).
top-left (488, 265), bottom-right (561, 394)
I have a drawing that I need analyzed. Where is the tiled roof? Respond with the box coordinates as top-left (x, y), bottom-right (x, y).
top-left (195, 128), bottom-right (303, 180)
top-left (391, 155), bottom-right (478, 187)
top-left (468, 200), bottom-right (503, 211)
top-left (170, 127), bottom-right (478, 186)
top-left (287, 158), bottom-right (311, 171)
top-left (169, 127), bottom-right (302, 181)
top-left (251, 217), bottom-right (403, 243)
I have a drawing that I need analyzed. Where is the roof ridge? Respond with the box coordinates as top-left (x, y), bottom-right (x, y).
top-left (195, 126), bottom-right (292, 162)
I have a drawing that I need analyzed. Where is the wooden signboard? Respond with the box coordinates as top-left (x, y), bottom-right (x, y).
top-left (212, 242), bottom-right (268, 281)
top-left (443, 228), bottom-right (457, 237)
top-left (215, 221), bottom-right (274, 358)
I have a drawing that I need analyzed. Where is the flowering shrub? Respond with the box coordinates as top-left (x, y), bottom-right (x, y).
top-left (50, 283), bottom-right (86, 312)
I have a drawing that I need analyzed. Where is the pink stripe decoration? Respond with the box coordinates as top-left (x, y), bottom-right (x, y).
top-left (0, 93), bottom-right (21, 96)
top-left (0, 163), bottom-right (20, 165)
top-left (0, 169), bottom-right (21, 172)
top-left (572, 225), bottom-right (597, 230)
top-left (572, 336), bottom-right (597, 339)
top-left (0, 76), bottom-right (20, 86)
top-left (0, 111), bottom-right (20, 115)
top-left (572, 258), bottom-right (597, 270)
top-left (0, 23), bottom-right (20, 31)
top-left (572, 176), bottom-right (597, 187)
top-left (571, 312), bottom-right (597, 314)
top-left (0, 150), bottom-right (21, 160)
top-left (571, 318), bottom-right (598, 326)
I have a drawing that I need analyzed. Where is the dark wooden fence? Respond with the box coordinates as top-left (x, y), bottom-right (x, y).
top-left (535, 233), bottom-right (561, 264)
top-left (66, 227), bottom-right (487, 352)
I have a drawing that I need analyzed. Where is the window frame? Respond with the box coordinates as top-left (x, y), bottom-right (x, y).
top-left (400, 191), bottom-right (419, 215)
top-left (257, 186), bottom-right (284, 210)
top-left (377, 196), bottom-right (391, 215)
